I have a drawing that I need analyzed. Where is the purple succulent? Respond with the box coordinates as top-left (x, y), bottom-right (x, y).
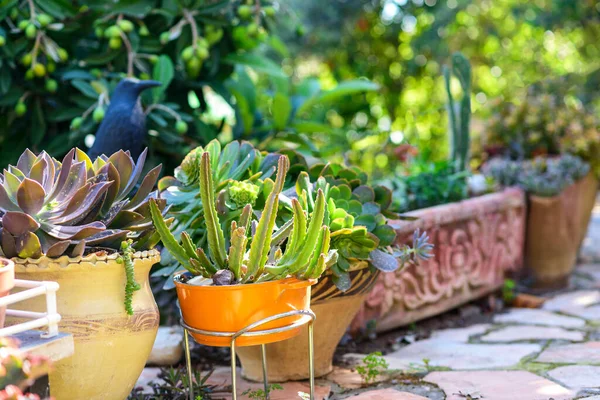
top-left (0, 148), bottom-right (165, 258)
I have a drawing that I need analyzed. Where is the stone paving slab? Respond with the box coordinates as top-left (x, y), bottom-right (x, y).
top-left (547, 365), bottom-right (600, 391)
top-left (345, 388), bottom-right (428, 399)
top-left (494, 308), bottom-right (586, 328)
top-left (577, 265), bottom-right (600, 286)
top-left (429, 324), bottom-right (491, 342)
top-left (543, 290), bottom-right (600, 318)
top-left (536, 342), bottom-right (600, 364)
top-left (344, 341), bottom-right (541, 371)
top-left (424, 370), bottom-right (574, 400)
top-left (480, 325), bottom-right (586, 342)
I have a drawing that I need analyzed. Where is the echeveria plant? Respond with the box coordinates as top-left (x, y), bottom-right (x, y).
top-left (151, 153), bottom-right (337, 285)
top-left (0, 148), bottom-right (165, 259)
top-left (284, 167), bottom-right (432, 290)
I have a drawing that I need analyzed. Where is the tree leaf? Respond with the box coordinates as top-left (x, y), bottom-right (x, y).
top-left (223, 53), bottom-right (287, 78)
top-left (152, 55), bottom-right (174, 103)
top-left (31, 98), bottom-right (47, 145)
top-left (272, 92), bottom-right (291, 131)
top-left (297, 80), bottom-right (380, 115)
top-left (71, 80), bottom-right (100, 99)
top-left (0, 66), bottom-right (11, 95)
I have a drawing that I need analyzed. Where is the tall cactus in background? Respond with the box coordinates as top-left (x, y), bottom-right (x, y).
top-left (443, 52), bottom-right (472, 173)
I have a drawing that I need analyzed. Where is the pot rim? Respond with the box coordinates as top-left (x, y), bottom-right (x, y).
top-left (12, 249), bottom-right (160, 270)
top-left (173, 270), bottom-right (316, 291)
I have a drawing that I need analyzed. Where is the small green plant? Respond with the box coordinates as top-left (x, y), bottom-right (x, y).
top-left (356, 351), bottom-right (389, 385)
top-left (242, 384), bottom-right (283, 400)
top-left (503, 279), bottom-right (516, 304)
top-left (127, 367), bottom-right (215, 400)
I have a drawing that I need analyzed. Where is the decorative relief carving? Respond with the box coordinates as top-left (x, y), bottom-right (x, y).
top-left (352, 189), bottom-right (526, 332)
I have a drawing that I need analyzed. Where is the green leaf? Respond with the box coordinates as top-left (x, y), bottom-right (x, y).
top-left (0, 66), bottom-right (11, 95)
top-left (291, 120), bottom-right (335, 134)
top-left (223, 53), bottom-right (287, 78)
top-left (0, 88), bottom-right (21, 106)
top-left (61, 70), bottom-right (95, 81)
top-left (71, 80), bottom-right (100, 99)
top-left (272, 92), bottom-right (291, 131)
top-left (297, 80), bottom-right (380, 115)
top-left (31, 98), bottom-right (46, 146)
top-left (35, 0), bottom-right (77, 18)
top-left (369, 249), bottom-right (399, 272)
top-left (372, 225), bottom-right (396, 247)
top-left (152, 55), bottom-right (174, 103)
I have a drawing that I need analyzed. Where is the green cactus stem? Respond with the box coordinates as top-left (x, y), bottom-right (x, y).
top-left (244, 155), bottom-right (290, 282)
top-left (444, 52), bottom-right (471, 173)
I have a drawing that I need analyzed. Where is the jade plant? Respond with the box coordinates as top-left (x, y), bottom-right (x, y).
top-left (0, 148), bottom-right (165, 259)
top-left (151, 153), bottom-right (337, 285)
top-left (0, 337), bottom-right (50, 398)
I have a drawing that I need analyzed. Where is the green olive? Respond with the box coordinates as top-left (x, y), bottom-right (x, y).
top-left (160, 32), bottom-right (170, 44)
top-left (181, 46), bottom-right (194, 61)
top-left (21, 53), bottom-right (32, 66)
top-left (47, 62), bottom-right (56, 73)
top-left (33, 63), bottom-right (46, 77)
top-left (195, 46), bottom-right (209, 60)
top-left (139, 25), bottom-right (150, 36)
top-left (118, 19), bottom-right (134, 33)
top-left (109, 37), bottom-right (122, 49)
top-left (246, 23), bottom-right (258, 36)
top-left (18, 20), bottom-right (28, 30)
top-left (24, 70), bottom-right (34, 80)
top-left (71, 117), bottom-right (83, 130)
top-left (0, 36), bottom-right (6, 47)
top-left (264, 6), bottom-right (276, 17)
top-left (37, 13), bottom-right (53, 27)
top-left (15, 102), bottom-right (27, 117)
top-left (45, 79), bottom-right (58, 93)
top-left (175, 120), bottom-right (188, 134)
top-left (58, 48), bottom-right (68, 62)
top-left (238, 5), bottom-right (253, 20)
top-left (93, 107), bottom-right (105, 123)
top-left (25, 24), bottom-right (37, 39)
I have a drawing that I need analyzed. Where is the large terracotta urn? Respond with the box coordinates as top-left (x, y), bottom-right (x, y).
top-left (9, 250), bottom-right (160, 400)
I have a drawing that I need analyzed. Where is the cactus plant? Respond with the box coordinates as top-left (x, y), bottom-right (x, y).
top-left (0, 148), bottom-right (165, 259)
top-left (444, 52), bottom-right (472, 173)
top-left (150, 153), bottom-right (337, 285)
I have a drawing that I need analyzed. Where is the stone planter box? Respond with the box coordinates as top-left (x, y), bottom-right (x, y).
top-left (352, 188), bottom-right (526, 333)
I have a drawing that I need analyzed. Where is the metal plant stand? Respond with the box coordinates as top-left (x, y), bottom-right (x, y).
top-left (181, 309), bottom-right (316, 400)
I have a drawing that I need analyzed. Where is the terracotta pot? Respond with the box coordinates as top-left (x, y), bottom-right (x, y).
top-left (576, 172), bottom-right (599, 249)
top-left (526, 178), bottom-right (590, 288)
top-left (352, 188), bottom-right (527, 333)
top-left (237, 261), bottom-right (378, 381)
top-left (9, 250), bottom-right (160, 400)
top-left (0, 258), bottom-right (15, 328)
top-left (175, 273), bottom-right (315, 347)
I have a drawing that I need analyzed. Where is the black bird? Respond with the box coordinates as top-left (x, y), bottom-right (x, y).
top-left (88, 78), bottom-right (161, 160)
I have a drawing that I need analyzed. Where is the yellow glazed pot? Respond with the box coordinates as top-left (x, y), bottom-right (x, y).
top-left (9, 250), bottom-right (160, 400)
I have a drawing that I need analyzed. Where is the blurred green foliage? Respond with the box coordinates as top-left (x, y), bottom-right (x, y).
top-left (285, 0), bottom-right (600, 177)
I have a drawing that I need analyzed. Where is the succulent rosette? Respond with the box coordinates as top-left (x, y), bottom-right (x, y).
top-left (278, 163), bottom-right (432, 290)
top-left (0, 148), bottom-right (165, 259)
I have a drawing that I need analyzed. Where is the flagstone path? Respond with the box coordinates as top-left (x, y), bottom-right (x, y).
top-left (134, 200), bottom-right (600, 399)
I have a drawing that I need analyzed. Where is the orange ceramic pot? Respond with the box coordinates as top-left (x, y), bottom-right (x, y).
top-left (174, 272), bottom-right (315, 347)
top-left (0, 258), bottom-right (15, 328)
